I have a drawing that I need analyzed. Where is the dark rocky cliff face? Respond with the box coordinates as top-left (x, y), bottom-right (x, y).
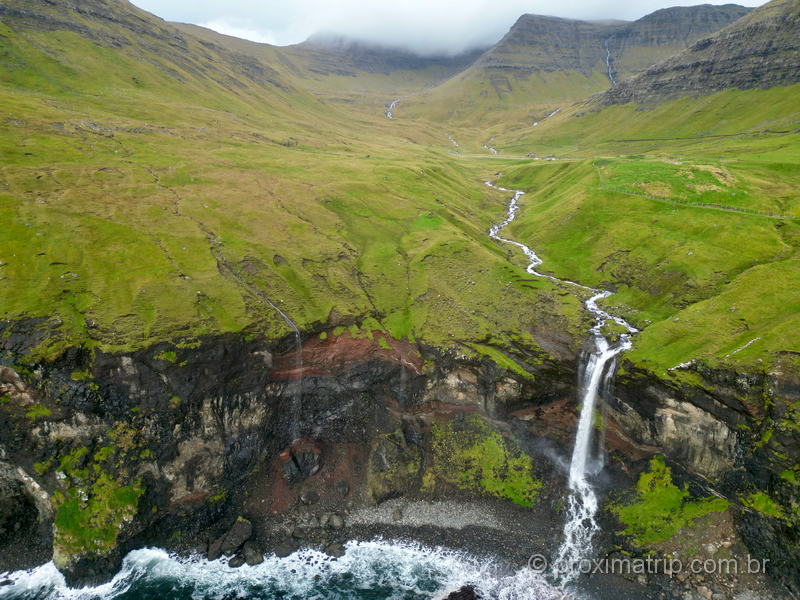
top-left (607, 359), bottom-right (800, 592)
top-left (474, 5), bottom-right (751, 78)
top-left (602, 0), bottom-right (800, 104)
top-left (1, 320), bottom-right (798, 595)
top-left (0, 322), bottom-right (574, 584)
top-left (608, 4), bottom-right (754, 77)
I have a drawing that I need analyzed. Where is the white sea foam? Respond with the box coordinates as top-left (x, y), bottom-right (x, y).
top-left (0, 540), bottom-right (573, 600)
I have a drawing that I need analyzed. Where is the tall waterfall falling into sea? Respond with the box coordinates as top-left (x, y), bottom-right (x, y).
top-left (486, 180), bottom-right (637, 585)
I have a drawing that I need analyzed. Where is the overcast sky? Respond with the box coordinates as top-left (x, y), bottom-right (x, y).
top-left (131, 0), bottom-right (764, 56)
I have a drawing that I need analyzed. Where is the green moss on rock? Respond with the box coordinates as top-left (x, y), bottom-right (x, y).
top-left (742, 491), bottom-right (788, 521)
top-left (53, 474), bottom-right (143, 560)
top-left (422, 415), bottom-right (541, 507)
top-left (612, 455), bottom-right (729, 547)
top-left (49, 427), bottom-right (146, 568)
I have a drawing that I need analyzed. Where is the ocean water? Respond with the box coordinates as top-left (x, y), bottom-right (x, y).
top-left (0, 540), bottom-right (570, 600)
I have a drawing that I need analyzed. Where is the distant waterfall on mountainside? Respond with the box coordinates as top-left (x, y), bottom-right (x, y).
top-left (486, 180), bottom-right (636, 585)
top-left (604, 39), bottom-right (616, 86)
top-left (385, 98), bottom-right (399, 119)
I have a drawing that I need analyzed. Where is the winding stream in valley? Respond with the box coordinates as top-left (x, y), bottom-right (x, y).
top-left (486, 181), bottom-right (637, 583)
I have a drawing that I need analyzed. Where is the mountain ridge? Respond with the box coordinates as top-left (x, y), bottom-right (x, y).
top-left (401, 3), bottom-right (753, 125)
top-left (603, 0), bottom-right (800, 103)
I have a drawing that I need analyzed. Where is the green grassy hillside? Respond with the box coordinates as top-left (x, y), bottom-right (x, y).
top-left (489, 83), bottom-right (800, 378)
top-left (2, 0), bottom-right (799, 389)
top-left (0, 0), bottom-right (587, 367)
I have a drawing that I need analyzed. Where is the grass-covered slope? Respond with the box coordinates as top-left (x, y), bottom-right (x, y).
top-left (490, 82), bottom-right (800, 377)
top-left (0, 0), bottom-right (587, 365)
top-left (2, 0), bottom-right (799, 388)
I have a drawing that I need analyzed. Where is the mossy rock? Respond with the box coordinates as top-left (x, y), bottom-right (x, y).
top-left (611, 455), bottom-right (729, 547)
top-left (368, 431), bottom-right (423, 503)
top-left (48, 426), bottom-right (146, 567)
top-left (421, 415), bottom-right (541, 507)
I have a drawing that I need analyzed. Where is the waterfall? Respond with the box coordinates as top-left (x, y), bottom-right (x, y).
top-left (604, 39), bottom-right (616, 86)
top-left (285, 322), bottom-right (303, 442)
top-left (485, 180), bottom-right (637, 586)
top-left (385, 98), bottom-right (399, 119)
top-left (552, 320), bottom-right (632, 583)
top-left (244, 291), bottom-right (304, 442)
top-left (206, 236), bottom-right (304, 441)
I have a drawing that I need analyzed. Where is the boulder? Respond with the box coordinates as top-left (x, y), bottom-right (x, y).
top-left (300, 490), bottom-right (320, 505)
top-left (209, 516), bottom-right (253, 559)
top-left (328, 514), bottom-right (344, 529)
top-left (324, 543), bottom-right (346, 558)
top-left (445, 585), bottom-right (479, 600)
top-left (228, 555), bottom-right (246, 568)
top-left (242, 541), bottom-right (264, 566)
top-left (220, 517), bottom-right (253, 556)
top-left (274, 538), bottom-right (299, 558)
top-left (279, 438), bottom-right (322, 483)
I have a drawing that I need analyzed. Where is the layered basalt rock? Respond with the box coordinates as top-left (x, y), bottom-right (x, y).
top-left (0, 326), bottom-right (569, 584)
top-left (602, 0), bottom-right (800, 104)
top-left (0, 322), bottom-right (796, 594)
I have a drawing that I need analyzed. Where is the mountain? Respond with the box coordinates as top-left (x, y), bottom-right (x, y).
top-left (1, 0), bottom-right (800, 596)
top-left (170, 22), bottom-right (486, 117)
top-left (603, 0), bottom-right (800, 104)
top-left (606, 4), bottom-right (753, 77)
top-left (293, 33), bottom-right (484, 78)
top-left (0, 0), bottom-right (296, 97)
top-left (403, 4), bottom-right (752, 123)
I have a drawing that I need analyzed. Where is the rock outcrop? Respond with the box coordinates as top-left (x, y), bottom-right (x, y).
top-left (602, 0), bottom-right (800, 104)
top-left (0, 325), bottom-right (569, 584)
top-left (0, 319), bottom-right (797, 594)
top-left (461, 4), bottom-right (751, 101)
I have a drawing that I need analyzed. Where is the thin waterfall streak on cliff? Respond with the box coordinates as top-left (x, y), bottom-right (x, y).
top-left (209, 241), bottom-right (304, 441)
top-left (605, 39), bottom-right (616, 86)
top-left (485, 179), bottom-right (637, 586)
top-left (289, 328), bottom-right (303, 442)
top-left (258, 300), bottom-right (303, 441)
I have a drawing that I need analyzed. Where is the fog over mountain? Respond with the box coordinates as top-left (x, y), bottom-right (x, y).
top-left (131, 0), bottom-right (765, 56)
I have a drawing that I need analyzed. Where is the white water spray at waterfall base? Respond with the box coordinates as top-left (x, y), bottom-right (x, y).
top-left (486, 179), bottom-right (637, 586)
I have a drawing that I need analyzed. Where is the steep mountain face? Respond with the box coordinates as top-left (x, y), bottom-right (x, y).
top-left (481, 4), bottom-right (752, 79)
top-left (475, 14), bottom-right (618, 76)
top-left (405, 4), bottom-right (751, 123)
top-left (0, 0), bottom-right (297, 97)
top-left (608, 3), bottom-right (754, 78)
top-left (603, 0), bottom-right (800, 104)
top-left (172, 23), bottom-right (484, 106)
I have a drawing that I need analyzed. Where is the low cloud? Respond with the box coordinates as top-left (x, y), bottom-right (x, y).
top-left (134, 0), bottom-right (764, 56)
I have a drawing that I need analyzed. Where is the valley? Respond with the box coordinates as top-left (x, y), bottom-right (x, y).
top-left (0, 0), bottom-right (799, 599)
